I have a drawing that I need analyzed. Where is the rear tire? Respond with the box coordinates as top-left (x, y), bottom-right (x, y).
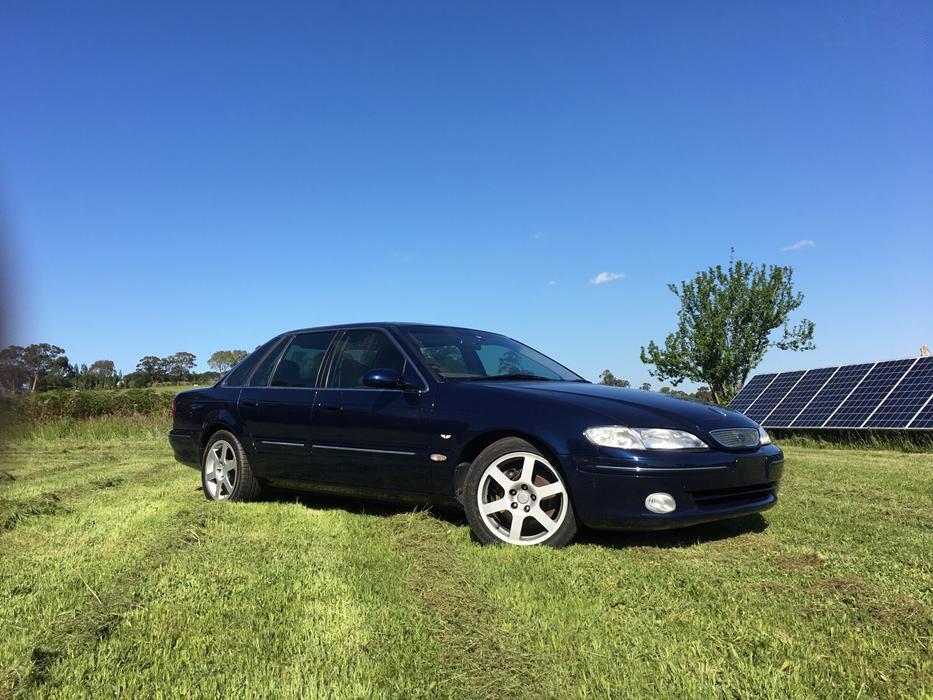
top-left (201, 430), bottom-right (261, 502)
top-left (463, 437), bottom-right (577, 547)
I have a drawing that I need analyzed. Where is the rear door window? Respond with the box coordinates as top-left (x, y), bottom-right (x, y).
top-left (270, 332), bottom-right (337, 388)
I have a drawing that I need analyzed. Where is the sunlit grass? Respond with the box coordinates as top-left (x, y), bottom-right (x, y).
top-left (0, 429), bottom-right (929, 698)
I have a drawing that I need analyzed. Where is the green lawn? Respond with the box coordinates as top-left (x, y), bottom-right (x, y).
top-left (0, 427), bottom-right (930, 698)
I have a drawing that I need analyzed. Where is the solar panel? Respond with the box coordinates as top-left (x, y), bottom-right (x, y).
top-left (864, 357), bottom-right (933, 428)
top-left (823, 359), bottom-right (917, 428)
top-left (909, 397), bottom-right (933, 429)
top-left (729, 356), bottom-right (933, 430)
top-left (728, 373), bottom-right (776, 413)
top-left (789, 363), bottom-right (874, 427)
top-left (761, 366), bottom-right (837, 427)
top-left (745, 370), bottom-right (805, 423)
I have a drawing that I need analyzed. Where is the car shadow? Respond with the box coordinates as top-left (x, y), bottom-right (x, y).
top-left (575, 513), bottom-right (769, 550)
top-left (260, 487), bottom-right (769, 550)
top-left (259, 486), bottom-right (471, 526)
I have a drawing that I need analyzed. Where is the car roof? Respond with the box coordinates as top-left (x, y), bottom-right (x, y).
top-left (279, 322), bottom-right (500, 337)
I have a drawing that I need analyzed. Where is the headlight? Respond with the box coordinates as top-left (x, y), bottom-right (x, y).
top-left (583, 426), bottom-right (708, 450)
top-left (758, 427), bottom-right (772, 445)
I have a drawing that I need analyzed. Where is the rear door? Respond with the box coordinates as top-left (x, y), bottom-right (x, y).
top-left (310, 328), bottom-right (434, 493)
top-left (238, 331), bottom-right (336, 483)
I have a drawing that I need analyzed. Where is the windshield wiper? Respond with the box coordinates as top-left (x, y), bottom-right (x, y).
top-left (466, 373), bottom-right (556, 382)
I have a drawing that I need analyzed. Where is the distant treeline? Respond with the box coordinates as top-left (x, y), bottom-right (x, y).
top-left (0, 344), bottom-right (249, 395)
top-left (1, 342), bottom-right (715, 402)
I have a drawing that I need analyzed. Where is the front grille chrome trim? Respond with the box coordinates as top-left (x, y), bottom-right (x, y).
top-left (709, 428), bottom-right (761, 448)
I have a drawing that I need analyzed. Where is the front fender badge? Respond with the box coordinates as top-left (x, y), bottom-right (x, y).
top-left (430, 453), bottom-right (448, 462)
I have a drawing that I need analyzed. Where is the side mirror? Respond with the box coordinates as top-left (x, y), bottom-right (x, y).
top-left (363, 368), bottom-right (404, 389)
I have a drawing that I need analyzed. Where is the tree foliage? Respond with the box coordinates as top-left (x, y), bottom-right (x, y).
top-left (640, 254), bottom-right (815, 404)
top-left (0, 344), bottom-right (203, 393)
top-left (132, 352), bottom-right (198, 385)
top-left (164, 352), bottom-right (197, 382)
top-left (208, 350), bottom-right (248, 372)
top-left (19, 344), bottom-right (69, 392)
top-left (0, 346), bottom-right (29, 395)
top-left (598, 370), bottom-right (630, 387)
top-left (69, 360), bottom-right (122, 389)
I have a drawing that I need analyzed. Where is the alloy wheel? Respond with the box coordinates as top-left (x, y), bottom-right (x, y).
top-left (476, 451), bottom-right (568, 545)
top-left (205, 439), bottom-right (237, 500)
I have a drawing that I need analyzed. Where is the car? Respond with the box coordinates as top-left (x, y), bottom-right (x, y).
top-left (169, 323), bottom-right (783, 547)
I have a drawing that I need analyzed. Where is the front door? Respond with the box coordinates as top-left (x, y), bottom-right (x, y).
top-left (310, 329), bottom-right (433, 494)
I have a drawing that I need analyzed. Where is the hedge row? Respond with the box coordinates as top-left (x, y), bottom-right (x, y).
top-left (1, 389), bottom-right (174, 421)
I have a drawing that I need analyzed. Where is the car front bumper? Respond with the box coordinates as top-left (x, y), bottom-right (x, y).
top-left (563, 445), bottom-right (784, 530)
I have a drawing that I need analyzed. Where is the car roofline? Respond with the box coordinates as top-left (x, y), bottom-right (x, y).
top-left (278, 322), bottom-right (504, 337)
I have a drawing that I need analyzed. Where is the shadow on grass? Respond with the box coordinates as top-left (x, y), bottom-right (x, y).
top-left (576, 513), bottom-right (769, 550)
top-left (260, 486), bottom-right (768, 550)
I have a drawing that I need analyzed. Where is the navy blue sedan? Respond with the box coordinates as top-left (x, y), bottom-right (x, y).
top-left (169, 323), bottom-right (783, 547)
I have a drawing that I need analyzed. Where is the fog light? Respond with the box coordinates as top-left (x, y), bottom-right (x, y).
top-left (645, 492), bottom-right (676, 514)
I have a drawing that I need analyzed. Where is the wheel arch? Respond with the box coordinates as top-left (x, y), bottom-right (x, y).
top-left (199, 410), bottom-right (242, 452)
top-left (453, 429), bottom-right (570, 502)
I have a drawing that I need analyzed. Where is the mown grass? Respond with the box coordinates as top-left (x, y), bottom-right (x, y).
top-left (0, 422), bottom-right (930, 698)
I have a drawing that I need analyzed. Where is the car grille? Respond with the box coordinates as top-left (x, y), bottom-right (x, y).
top-left (690, 482), bottom-right (777, 508)
top-left (709, 428), bottom-right (761, 448)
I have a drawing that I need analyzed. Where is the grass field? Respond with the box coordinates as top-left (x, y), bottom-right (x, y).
top-left (0, 423), bottom-right (930, 698)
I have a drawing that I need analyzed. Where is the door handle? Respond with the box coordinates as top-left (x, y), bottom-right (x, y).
top-left (318, 403), bottom-right (341, 412)
top-left (241, 400), bottom-right (259, 407)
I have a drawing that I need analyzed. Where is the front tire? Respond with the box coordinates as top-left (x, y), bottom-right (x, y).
top-left (201, 430), bottom-right (261, 502)
top-left (463, 437), bottom-right (577, 547)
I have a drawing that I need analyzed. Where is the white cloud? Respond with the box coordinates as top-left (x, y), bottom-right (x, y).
top-left (782, 239), bottom-right (815, 252)
top-left (547, 279), bottom-right (557, 286)
top-left (590, 271), bottom-right (625, 285)
top-left (533, 232), bottom-right (546, 240)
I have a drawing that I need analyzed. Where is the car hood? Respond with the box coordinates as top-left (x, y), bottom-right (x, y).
top-left (466, 381), bottom-right (759, 433)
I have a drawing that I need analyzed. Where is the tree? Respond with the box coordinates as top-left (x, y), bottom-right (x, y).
top-left (22, 343), bottom-right (69, 392)
top-left (165, 352), bottom-right (197, 382)
top-left (598, 370), bottom-right (631, 387)
top-left (639, 382), bottom-right (651, 391)
top-left (640, 253), bottom-right (814, 404)
top-left (208, 350), bottom-right (247, 372)
top-left (0, 345), bottom-right (28, 395)
top-left (123, 371), bottom-right (149, 388)
top-left (498, 350), bottom-right (524, 375)
top-left (136, 356), bottom-right (167, 385)
top-left (88, 360), bottom-right (119, 388)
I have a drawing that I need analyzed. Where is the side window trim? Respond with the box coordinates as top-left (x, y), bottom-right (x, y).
top-left (258, 335), bottom-right (294, 388)
top-left (222, 337), bottom-right (277, 387)
top-left (317, 330), bottom-right (345, 389)
top-left (232, 336), bottom-right (288, 388)
top-left (321, 328), bottom-right (429, 392)
top-left (244, 335), bottom-right (291, 388)
top-left (313, 333), bottom-right (340, 387)
top-left (265, 331), bottom-right (339, 389)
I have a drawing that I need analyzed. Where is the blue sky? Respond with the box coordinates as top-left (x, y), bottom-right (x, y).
top-left (1, 1), bottom-right (931, 386)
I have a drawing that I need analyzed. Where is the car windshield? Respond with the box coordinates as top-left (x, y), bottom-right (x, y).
top-left (402, 326), bottom-right (585, 382)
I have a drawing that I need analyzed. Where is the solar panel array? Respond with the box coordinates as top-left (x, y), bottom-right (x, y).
top-left (728, 356), bottom-right (933, 429)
